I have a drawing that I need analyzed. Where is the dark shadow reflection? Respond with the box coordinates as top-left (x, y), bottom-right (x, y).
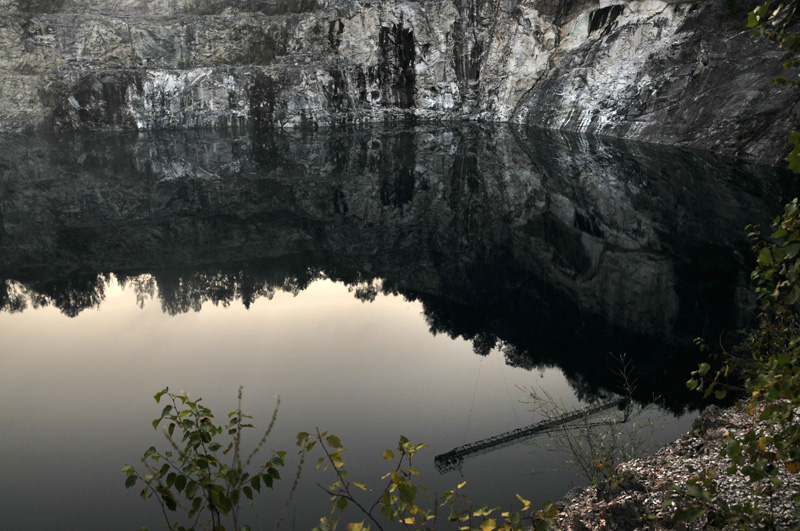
top-left (1, 124), bottom-right (796, 412)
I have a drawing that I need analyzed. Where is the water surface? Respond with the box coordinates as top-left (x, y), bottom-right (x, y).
top-left (0, 124), bottom-right (793, 530)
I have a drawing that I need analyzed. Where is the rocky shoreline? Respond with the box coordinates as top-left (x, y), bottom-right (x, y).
top-left (551, 405), bottom-right (800, 530)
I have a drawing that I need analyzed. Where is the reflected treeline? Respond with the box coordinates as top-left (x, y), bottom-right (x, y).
top-left (1, 124), bottom-right (797, 412)
top-left (2, 274), bottom-right (109, 318)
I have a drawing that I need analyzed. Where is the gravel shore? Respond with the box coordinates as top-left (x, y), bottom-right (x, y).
top-left (550, 405), bottom-right (800, 530)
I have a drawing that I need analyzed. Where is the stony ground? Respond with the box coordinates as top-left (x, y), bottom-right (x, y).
top-left (550, 405), bottom-right (800, 530)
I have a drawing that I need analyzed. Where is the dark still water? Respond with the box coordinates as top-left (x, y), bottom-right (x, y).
top-left (0, 124), bottom-right (794, 530)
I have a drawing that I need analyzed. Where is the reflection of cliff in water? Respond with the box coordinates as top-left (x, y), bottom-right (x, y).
top-left (1, 124), bottom-right (795, 410)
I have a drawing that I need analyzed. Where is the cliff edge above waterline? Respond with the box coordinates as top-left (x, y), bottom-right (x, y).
top-left (1, 0), bottom-right (797, 165)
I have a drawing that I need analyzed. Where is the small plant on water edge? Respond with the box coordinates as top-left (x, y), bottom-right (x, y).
top-left (122, 387), bottom-right (301, 531)
top-left (125, 388), bottom-right (561, 531)
top-left (296, 429), bottom-right (559, 531)
top-left (525, 353), bottom-right (662, 489)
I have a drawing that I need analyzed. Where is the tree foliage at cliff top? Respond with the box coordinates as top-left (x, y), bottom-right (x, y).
top-left (749, 0), bottom-right (800, 170)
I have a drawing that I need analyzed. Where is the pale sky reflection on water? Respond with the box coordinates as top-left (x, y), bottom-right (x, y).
top-left (1, 276), bottom-right (600, 531)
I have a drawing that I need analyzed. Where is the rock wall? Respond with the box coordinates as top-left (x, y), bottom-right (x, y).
top-left (1, 0), bottom-right (798, 164)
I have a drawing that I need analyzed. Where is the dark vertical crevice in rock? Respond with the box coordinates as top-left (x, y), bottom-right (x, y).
top-left (451, 0), bottom-right (486, 108)
top-left (246, 30), bottom-right (277, 65)
top-left (325, 67), bottom-right (350, 112)
top-left (328, 19), bottom-right (344, 51)
top-left (588, 4), bottom-right (624, 36)
top-left (49, 72), bottom-right (142, 129)
top-left (249, 71), bottom-right (278, 128)
top-left (453, 20), bottom-right (482, 83)
top-left (574, 209), bottom-right (603, 239)
top-left (534, 0), bottom-right (598, 22)
top-left (355, 69), bottom-right (368, 103)
top-left (378, 22), bottom-right (416, 108)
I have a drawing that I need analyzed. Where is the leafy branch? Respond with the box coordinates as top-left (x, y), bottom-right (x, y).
top-left (297, 430), bottom-right (557, 531)
top-left (122, 387), bottom-right (293, 531)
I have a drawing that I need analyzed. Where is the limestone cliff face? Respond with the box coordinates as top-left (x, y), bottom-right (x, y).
top-left (0, 0), bottom-right (797, 164)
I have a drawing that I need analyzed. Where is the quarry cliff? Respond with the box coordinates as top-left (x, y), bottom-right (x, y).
top-left (1, 0), bottom-right (798, 164)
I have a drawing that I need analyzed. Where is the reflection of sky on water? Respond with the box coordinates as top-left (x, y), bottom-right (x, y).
top-left (2, 277), bottom-right (637, 531)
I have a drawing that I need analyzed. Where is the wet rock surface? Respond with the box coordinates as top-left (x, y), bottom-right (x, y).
top-left (0, 0), bottom-right (798, 164)
top-left (552, 405), bottom-right (800, 530)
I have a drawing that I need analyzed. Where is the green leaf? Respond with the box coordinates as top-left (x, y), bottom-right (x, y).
top-left (239, 527), bottom-right (252, 531)
top-left (449, 509), bottom-right (461, 523)
top-left (398, 482), bottom-right (417, 505)
top-left (326, 434), bottom-right (343, 448)
top-left (159, 488), bottom-right (177, 512)
top-left (673, 505), bottom-right (706, 522)
top-left (243, 486), bottom-right (253, 500)
top-left (210, 490), bottom-right (224, 511)
top-left (186, 480), bottom-right (199, 499)
top-left (686, 483), bottom-right (704, 499)
top-left (381, 503), bottom-right (394, 521)
top-left (154, 388), bottom-right (169, 403)
top-left (381, 449), bottom-right (394, 460)
top-left (747, 10), bottom-right (759, 28)
top-left (175, 474), bottom-right (187, 493)
top-left (758, 247), bottom-right (773, 266)
top-left (125, 474), bottom-right (139, 488)
top-left (231, 488), bottom-right (240, 508)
